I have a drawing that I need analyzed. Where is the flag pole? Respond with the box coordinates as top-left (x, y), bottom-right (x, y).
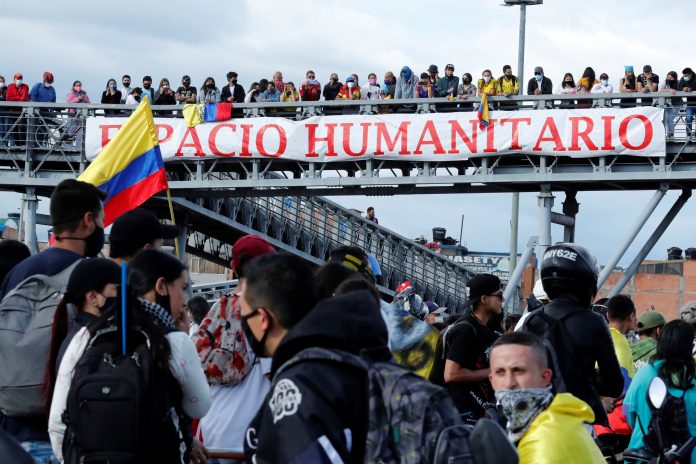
top-left (166, 189), bottom-right (180, 258)
top-left (121, 261), bottom-right (127, 356)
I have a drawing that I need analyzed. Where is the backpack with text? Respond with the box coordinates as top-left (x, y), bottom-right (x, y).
top-left (62, 325), bottom-right (188, 464)
top-left (278, 347), bottom-right (474, 464)
top-left (0, 261), bottom-right (79, 418)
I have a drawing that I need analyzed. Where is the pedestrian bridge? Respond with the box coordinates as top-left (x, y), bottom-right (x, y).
top-left (1, 93), bottom-right (694, 310)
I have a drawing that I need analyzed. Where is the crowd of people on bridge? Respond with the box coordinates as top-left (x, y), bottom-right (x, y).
top-left (1, 64), bottom-right (696, 144)
top-left (0, 178), bottom-right (695, 463)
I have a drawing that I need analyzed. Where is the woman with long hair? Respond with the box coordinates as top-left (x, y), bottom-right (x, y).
top-left (624, 320), bottom-right (696, 459)
top-left (198, 76), bottom-right (219, 104)
top-left (558, 72), bottom-right (577, 109)
top-left (576, 67), bottom-right (598, 109)
top-left (48, 250), bottom-right (211, 463)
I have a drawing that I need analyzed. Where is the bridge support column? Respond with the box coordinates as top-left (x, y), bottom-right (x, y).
top-left (503, 235), bottom-right (538, 314)
top-left (597, 183), bottom-right (668, 291)
top-left (23, 187), bottom-right (39, 255)
top-left (608, 189), bottom-right (691, 297)
top-left (538, 184), bottom-right (554, 257)
top-left (562, 191), bottom-right (579, 243)
top-left (509, 192), bottom-right (519, 280)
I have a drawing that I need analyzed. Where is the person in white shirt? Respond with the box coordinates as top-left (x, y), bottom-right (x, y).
top-left (119, 74), bottom-right (133, 104)
top-left (361, 73), bottom-right (382, 101)
top-left (49, 250), bottom-right (211, 464)
top-left (591, 73), bottom-right (613, 93)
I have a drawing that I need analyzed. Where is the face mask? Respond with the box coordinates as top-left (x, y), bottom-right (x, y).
top-left (75, 85), bottom-right (82, 92)
top-left (685, 75), bottom-right (692, 82)
top-left (83, 224), bottom-right (105, 258)
top-left (134, 95), bottom-right (141, 102)
top-left (144, 83), bottom-right (151, 89)
top-left (0, 82), bottom-right (5, 88)
top-left (241, 312), bottom-right (268, 357)
top-left (98, 296), bottom-right (119, 315)
top-left (347, 82), bottom-right (355, 88)
top-left (463, 78), bottom-right (470, 84)
top-left (384, 79), bottom-right (391, 85)
top-left (483, 76), bottom-right (491, 83)
top-left (564, 81), bottom-right (572, 86)
top-left (308, 79), bottom-right (317, 85)
top-left (15, 80), bottom-right (22, 86)
top-left (535, 74), bottom-right (543, 81)
top-left (45, 82), bottom-right (52, 88)
top-left (109, 82), bottom-right (116, 89)
top-left (369, 79), bottom-right (377, 86)
top-left (207, 84), bottom-right (214, 89)
top-left (268, 88), bottom-right (275, 94)
top-left (230, 79), bottom-right (237, 85)
top-left (667, 79), bottom-right (676, 88)
top-left (496, 386), bottom-right (553, 443)
top-left (601, 80), bottom-right (608, 86)
top-left (123, 82), bottom-right (130, 87)
top-left (162, 84), bottom-right (169, 89)
top-left (183, 81), bottom-right (190, 87)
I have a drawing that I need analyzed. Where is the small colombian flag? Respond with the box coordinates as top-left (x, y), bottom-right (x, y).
top-left (78, 96), bottom-right (168, 226)
top-left (478, 93), bottom-right (490, 130)
top-left (182, 102), bottom-right (233, 128)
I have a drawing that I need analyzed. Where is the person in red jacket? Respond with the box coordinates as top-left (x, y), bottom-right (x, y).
top-left (299, 70), bottom-right (321, 101)
top-left (5, 73), bottom-right (29, 146)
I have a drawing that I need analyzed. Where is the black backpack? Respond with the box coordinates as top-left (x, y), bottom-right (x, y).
top-left (642, 373), bottom-right (691, 455)
top-left (428, 317), bottom-right (477, 388)
top-left (519, 307), bottom-right (581, 394)
top-left (62, 325), bottom-right (189, 464)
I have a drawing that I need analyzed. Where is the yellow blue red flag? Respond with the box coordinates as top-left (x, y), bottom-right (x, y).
top-left (478, 93), bottom-right (490, 130)
top-left (78, 96), bottom-right (167, 226)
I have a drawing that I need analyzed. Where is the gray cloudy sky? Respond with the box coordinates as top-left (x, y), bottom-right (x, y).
top-left (2, 0), bottom-right (695, 265)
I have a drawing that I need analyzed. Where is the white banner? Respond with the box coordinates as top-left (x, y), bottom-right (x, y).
top-left (85, 106), bottom-right (665, 161)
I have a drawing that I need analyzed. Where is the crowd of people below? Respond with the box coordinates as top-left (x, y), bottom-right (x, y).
top-left (0, 179), bottom-right (695, 463)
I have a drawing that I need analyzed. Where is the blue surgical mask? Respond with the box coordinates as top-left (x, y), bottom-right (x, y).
top-left (384, 79), bottom-right (391, 85)
top-left (535, 74), bottom-right (543, 81)
top-left (308, 79), bottom-right (317, 85)
top-left (601, 79), bottom-right (608, 86)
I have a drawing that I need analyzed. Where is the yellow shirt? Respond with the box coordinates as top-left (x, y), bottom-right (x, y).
top-left (499, 76), bottom-right (519, 95)
top-left (518, 393), bottom-right (605, 464)
top-left (610, 326), bottom-right (635, 388)
top-left (477, 78), bottom-right (500, 96)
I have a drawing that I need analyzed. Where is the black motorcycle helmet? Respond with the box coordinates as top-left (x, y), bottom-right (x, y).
top-left (540, 243), bottom-right (598, 308)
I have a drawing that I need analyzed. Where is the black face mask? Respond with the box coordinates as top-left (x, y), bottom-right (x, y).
top-left (155, 292), bottom-right (171, 315)
top-left (98, 296), bottom-right (119, 315)
top-left (241, 310), bottom-right (268, 357)
top-left (84, 225), bottom-right (105, 257)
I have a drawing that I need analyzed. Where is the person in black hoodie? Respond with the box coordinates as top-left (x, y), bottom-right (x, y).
top-left (323, 73), bottom-right (342, 101)
top-left (520, 243), bottom-right (623, 426)
top-left (241, 253), bottom-right (390, 463)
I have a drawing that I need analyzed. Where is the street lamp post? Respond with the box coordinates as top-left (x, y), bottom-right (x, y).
top-left (504, 0), bottom-right (542, 311)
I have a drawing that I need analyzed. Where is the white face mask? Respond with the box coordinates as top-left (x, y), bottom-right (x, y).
top-left (347, 82), bottom-right (355, 88)
top-left (601, 79), bottom-right (608, 86)
top-left (0, 82), bottom-right (5, 88)
top-left (483, 76), bottom-right (491, 83)
top-left (15, 80), bottom-right (22, 86)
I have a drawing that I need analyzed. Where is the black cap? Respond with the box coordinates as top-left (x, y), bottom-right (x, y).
top-left (182, 75), bottom-right (191, 82)
top-left (467, 274), bottom-right (501, 302)
top-left (643, 65), bottom-right (652, 73)
top-left (65, 258), bottom-right (121, 305)
top-left (109, 208), bottom-right (179, 249)
top-left (428, 64), bottom-right (439, 73)
top-left (445, 64), bottom-right (455, 70)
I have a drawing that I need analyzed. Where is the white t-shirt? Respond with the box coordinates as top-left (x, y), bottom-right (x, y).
top-left (199, 354), bottom-right (272, 452)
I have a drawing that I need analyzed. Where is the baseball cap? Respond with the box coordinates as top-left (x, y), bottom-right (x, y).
top-left (14, 73), bottom-right (23, 80)
top-left (468, 274), bottom-right (501, 302)
top-left (109, 208), bottom-right (180, 249)
top-left (43, 71), bottom-right (54, 83)
top-left (231, 234), bottom-right (275, 272)
top-left (625, 65), bottom-right (634, 72)
top-left (445, 64), bottom-right (455, 70)
top-left (428, 64), bottom-right (439, 73)
top-left (637, 310), bottom-right (666, 332)
top-left (643, 65), bottom-right (652, 73)
top-left (345, 76), bottom-right (355, 83)
top-left (534, 66), bottom-right (544, 74)
top-left (182, 75), bottom-right (191, 82)
top-left (65, 258), bottom-right (121, 305)
top-left (679, 301), bottom-right (696, 324)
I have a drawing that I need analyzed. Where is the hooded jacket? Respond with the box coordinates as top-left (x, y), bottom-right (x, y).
top-left (395, 67), bottom-right (418, 99)
top-left (517, 393), bottom-right (605, 464)
top-left (245, 291), bottom-right (391, 464)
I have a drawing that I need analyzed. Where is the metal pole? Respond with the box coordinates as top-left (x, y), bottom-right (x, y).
top-left (538, 184), bottom-right (554, 257)
top-left (23, 187), bottom-right (39, 255)
top-left (608, 190), bottom-right (691, 297)
top-left (503, 235), bottom-right (539, 312)
top-left (596, 184), bottom-right (669, 290)
top-left (517, 4), bottom-right (526, 95)
top-left (459, 214), bottom-right (464, 246)
top-left (507, 5), bottom-right (526, 274)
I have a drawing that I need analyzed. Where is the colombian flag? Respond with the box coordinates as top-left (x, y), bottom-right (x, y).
top-left (478, 93), bottom-right (489, 130)
top-left (78, 96), bottom-right (168, 226)
top-left (182, 102), bottom-right (233, 128)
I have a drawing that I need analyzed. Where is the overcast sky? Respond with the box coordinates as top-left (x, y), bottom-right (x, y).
top-left (2, 0), bottom-right (695, 266)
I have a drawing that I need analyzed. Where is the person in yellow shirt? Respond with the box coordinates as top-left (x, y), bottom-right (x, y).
top-left (498, 65), bottom-right (520, 110)
top-left (489, 331), bottom-right (605, 464)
